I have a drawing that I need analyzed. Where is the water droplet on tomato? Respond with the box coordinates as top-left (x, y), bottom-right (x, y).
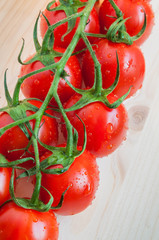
top-left (33, 217), bottom-right (38, 222)
top-left (34, 79), bottom-right (40, 85)
top-left (139, 84), bottom-right (142, 89)
top-left (88, 132), bottom-right (92, 137)
top-left (133, 77), bottom-right (136, 82)
top-left (107, 53), bottom-right (112, 58)
top-left (123, 136), bottom-right (126, 141)
top-left (107, 134), bottom-right (112, 140)
top-left (8, 132), bottom-right (12, 137)
top-left (106, 123), bottom-right (114, 134)
top-left (95, 105), bottom-right (100, 110)
top-left (107, 144), bottom-right (113, 150)
top-left (140, 8), bottom-right (144, 13)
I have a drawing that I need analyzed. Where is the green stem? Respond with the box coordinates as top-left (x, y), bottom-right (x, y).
top-left (30, 135), bottom-right (42, 204)
top-left (81, 32), bottom-right (102, 95)
top-left (4, 70), bottom-right (13, 106)
top-left (0, 113), bottom-right (38, 136)
top-left (85, 32), bottom-right (107, 38)
top-left (108, 0), bottom-right (126, 39)
top-left (33, 12), bottom-right (41, 52)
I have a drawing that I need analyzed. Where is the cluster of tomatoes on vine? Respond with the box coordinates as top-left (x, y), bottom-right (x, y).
top-left (0, 0), bottom-right (154, 239)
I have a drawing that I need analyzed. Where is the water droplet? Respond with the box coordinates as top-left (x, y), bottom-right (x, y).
top-left (123, 136), bottom-right (126, 141)
top-left (107, 53), bottom-right (112, 58)
top-left (34, 79), bottom-right (40, 85)
top-left (107, 144), bottom-right (113, 150)
top-left (106, 123), bottom-right (114, 134)
top-left (107, 134), bottom-right (112, 140)
top-left (88, 132), bottom-right (92, 137)
top-left (33, 217), bottom-right (38, 223)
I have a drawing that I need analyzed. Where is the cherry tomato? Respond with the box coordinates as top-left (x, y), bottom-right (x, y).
top-left (99, 0), bottom-right (154, 45)
top-left (0, 100), bottom-right (58, 162)
top-left (40, 148), bottom-right (99, 215)
top-left (20, 48), bottom-right (82, 106)
top-left (82, 39), bottom-right (145, 99)
top-left (0, 167), bottom-right (12, 205)
top-left (0, 201), bottom-right (59, 240)
top-left (61, 94), bottom-right (128, 157)
top-left (40, 1), bottom-right (100, 51)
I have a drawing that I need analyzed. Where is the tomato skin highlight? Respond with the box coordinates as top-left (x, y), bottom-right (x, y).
top-left (61, 94), bottom-right (128, 157)
top-left (0, 100), bottom-right (58, 163)
top-left (99, 0), bottom-right (154, 45)
top-left (82, 39), bottom-right (145, 99)
top-left (40, 1), bottom-right (100, 51)
top-left (0, 168), bottom-right (12, 206)
top-left (40, 148), bottom-right (99, 215)
top-left (0, 202), bottom-right (59, 240)
top-left (20, 48), bottom-right (82, 106)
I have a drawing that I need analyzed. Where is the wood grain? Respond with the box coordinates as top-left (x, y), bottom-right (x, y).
top-left (0, 1), bottom-right (159, 239)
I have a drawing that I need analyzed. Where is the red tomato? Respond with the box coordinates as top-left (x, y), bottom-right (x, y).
top-left (99, 0), bottom-right (154, 45)
top-left (0, 167), bottom-right (11, 205)
top-left (0, 100), bottom-right (58, 162)
top-left (61, 94), bottom-right (128, 157)
top-left (82, 39), bottom-right (145, 99)
top-left (40, 1), bottom-right (100, 50)
top-left (0, 201), bottom-right (59, 240)
top-left (20, 48), bottom-right (82, 106)
top-left (40, 148), bottom-right (99, 215)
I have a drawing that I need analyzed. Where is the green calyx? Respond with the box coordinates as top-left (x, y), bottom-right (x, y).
top-left (107, 0), bottom-right (147, 45)
top-left (104, 0), bottom-right (146, 45)
top-left (18, 13), bottom-right (63, 70)
top-left (9, 169), bottom-right (53, 212)
top-left (47, 0), bottom-right (87, 40)
top-left (86, 0), bottom-right (146, 45)
top-left (60, 32), bottom-right (130, 114)
top-left (17, 147), bottom-right (79, 178)
top-left (0, 72), bottom-right (57, 138)
top-left (18, 118), bottom-right (87, 180)
top-left (63, 51), bottom-right (130, 112)
top-left (0, 154), bottom-right (34, 170)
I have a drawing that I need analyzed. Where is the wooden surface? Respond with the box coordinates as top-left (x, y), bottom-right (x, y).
top-left (0, 0), bottom-right (159, 239)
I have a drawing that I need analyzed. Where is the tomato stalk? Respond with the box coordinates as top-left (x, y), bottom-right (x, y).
top-left (30, 138), bottom-right (41, 204)
top-left (4, 70), bottom-right (13, 107)
top-left (108, 0), bottom-right (126, 31)
top-left (81, 32), bottom-right (102, 95)
top-left (13, 0), bottom-right (98, 206)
